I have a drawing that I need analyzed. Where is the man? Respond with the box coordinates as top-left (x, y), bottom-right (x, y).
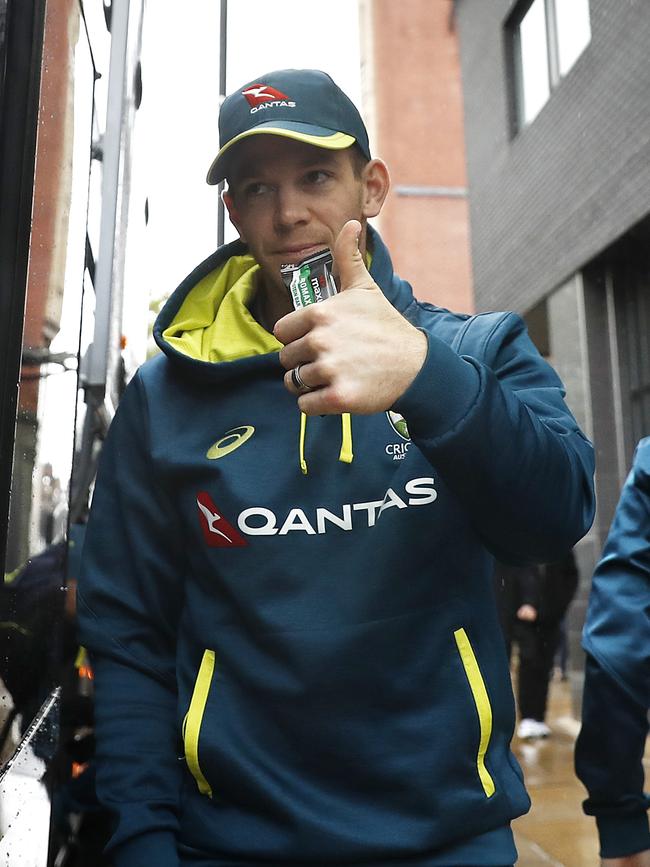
top-left (494, 552), bottom-right (578, 740)
top-left (575, 438), bottom-right (650, 867)
top-left (78, 69), bottom-right (595, 866)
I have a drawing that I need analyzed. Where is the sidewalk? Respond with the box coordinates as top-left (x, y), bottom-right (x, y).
top-left (511, 675), bottom-right (600, 866)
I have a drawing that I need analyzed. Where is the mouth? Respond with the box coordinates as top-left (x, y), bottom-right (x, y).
top-left (276, 243), bottom-right (328, 264)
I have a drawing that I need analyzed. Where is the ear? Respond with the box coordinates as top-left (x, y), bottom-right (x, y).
top-left (361, 159), bottom-right (390, 219)
top-left (222, 190), bottom-right (246, 242)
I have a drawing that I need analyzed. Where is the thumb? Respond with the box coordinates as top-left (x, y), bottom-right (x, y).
top-left (333, 220), bottom-right (375, 291)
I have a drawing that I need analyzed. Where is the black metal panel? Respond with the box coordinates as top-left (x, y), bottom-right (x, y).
top-left (0, 0), bottom-right (47, 569)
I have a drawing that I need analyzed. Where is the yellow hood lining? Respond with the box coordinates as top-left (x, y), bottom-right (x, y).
top-left (162, 255), bottom-right (281, 363)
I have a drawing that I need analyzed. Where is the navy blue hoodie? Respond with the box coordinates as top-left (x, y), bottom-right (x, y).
top-left (78, 228), bottom-right (595, 866)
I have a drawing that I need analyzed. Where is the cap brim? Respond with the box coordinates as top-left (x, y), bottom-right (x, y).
top-left (206, 121), bottom-right (356, 185)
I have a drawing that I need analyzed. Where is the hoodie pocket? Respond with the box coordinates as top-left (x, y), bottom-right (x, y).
top-left (453, 627), bottom-right (496, 798)
top-left (183, 649), bottom-right (216, 798)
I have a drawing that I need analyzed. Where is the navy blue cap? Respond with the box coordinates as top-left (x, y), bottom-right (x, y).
top-left (206, 68), bottom-right (371, 185)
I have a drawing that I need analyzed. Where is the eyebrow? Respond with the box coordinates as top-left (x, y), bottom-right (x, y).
top-left (231, 149), bottom-right (339, 186)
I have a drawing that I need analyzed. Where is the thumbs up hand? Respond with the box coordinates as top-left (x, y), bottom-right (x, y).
top-left (333, 219), bottom-right (375, 292)
top-left (275, 220), bottom-right (427, 415)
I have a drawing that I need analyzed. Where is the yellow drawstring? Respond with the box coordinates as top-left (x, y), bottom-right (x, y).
top-left (298, 412), bottom-right (354, 475)
top-left (339, 413), bottom-right (353, 464)
top-left (299, 412), bottom-right (308, 475)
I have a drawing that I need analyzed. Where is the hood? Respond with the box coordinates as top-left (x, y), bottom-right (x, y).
top-left (152, 226), bottom-right (415, 383)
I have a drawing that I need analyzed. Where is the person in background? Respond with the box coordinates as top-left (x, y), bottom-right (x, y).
top-left (78, 68), bottom-right (595, 867)
top-left (494, 552), bottom-right (578, 739)
top-left (575, 437), bottom-right (650, 867)
top-left (0, 526), bottom-right (84, 747)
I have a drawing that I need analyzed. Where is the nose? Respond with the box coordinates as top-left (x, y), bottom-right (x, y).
top-left (274, 185), bottom-right (309, 231)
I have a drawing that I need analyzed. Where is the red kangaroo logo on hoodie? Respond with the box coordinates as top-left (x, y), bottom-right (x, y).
top-left (196, 492), bottom-right (248, 548)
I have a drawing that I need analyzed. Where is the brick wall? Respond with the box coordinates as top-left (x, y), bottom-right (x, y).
top-left (364, 0), bottom-right (474, 313)
top-left (454, 0), bottom-right (650, 313)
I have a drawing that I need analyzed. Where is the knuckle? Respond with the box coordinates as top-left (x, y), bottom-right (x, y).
top-left (326, 384), bottom-right (349, 414)
top-left (310, 303), bottom-right (333, 328)
top-left (309, 302), bottom-right (325, 322)
top-left (306, 328), bottom-right (329, 355)
top-left (315, 357), bottom-right (335, 381)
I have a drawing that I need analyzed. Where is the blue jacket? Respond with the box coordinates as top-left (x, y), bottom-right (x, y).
top-left (576, 437), bottom-right (650, 858)
top-left (78, 228), bottom-right (595, 866)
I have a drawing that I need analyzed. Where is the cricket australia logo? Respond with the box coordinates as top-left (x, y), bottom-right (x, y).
top-left (386, 411), bottom-right (411, 461)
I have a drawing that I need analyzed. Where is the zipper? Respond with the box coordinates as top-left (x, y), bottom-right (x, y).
top-left (453, 627), bottom-right (496, 798)
top-left (183, 649), bottom-right (216, 797)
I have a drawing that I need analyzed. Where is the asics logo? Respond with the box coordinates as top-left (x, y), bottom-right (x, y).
top-left (206, 426), bottom-right (255, 460)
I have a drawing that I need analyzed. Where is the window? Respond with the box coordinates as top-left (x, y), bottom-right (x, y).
top-left (555, 0), bottom-right (591, 77)
top-left (509, 0), bottom-right (591, 129)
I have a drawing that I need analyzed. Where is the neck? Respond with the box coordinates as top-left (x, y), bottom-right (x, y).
top-left (252, 271), bottom-right (293, 333)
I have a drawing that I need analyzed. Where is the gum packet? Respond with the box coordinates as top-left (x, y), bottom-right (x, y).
top-left (280, 249), bottom-right (338, 310)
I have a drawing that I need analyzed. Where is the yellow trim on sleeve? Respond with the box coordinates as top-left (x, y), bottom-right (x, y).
top-left (184, 649), bottom-right (216, 798)
top-left (453, 628), bottom-right (496, 798)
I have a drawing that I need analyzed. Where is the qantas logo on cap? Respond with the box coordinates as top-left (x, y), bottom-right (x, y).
top-left (242, 84), bottom-right (289, 105)
top-left (197, 492), bottom-right (248, 548)
top-left (242, 83), bottom-right (296, 114)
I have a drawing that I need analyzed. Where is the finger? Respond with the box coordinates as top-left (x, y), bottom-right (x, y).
top-left (283, 362), bottom-right (322, 395)
top-left (333, 219), bottom-right (375, 292)
top-left (278, 334), bottom-right (318, 371)
top-left (296, 384), bottom-right (343, 416)
top-left (273, 305), bottom-right (317, 345)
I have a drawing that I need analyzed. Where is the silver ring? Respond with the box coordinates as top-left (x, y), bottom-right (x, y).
top-left (291, 365), bottom-right (314, 391)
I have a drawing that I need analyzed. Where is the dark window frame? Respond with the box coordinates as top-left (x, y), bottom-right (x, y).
top-left (0, 0), bottom-right (48, 570)
top-left (505, 0), bottom-right (590, 136)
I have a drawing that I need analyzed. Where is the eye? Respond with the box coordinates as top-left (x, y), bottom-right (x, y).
top-left (243, 181), bottom-right (272, 198)
top-left (304, 169), bottom-right (331, 185)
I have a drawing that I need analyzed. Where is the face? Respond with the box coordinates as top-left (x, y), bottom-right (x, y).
top-left (223, 136), bottom-right (388, 297)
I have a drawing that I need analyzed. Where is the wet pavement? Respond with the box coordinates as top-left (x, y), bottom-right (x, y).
top-left (510, 674), bottom-right (648, 866)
